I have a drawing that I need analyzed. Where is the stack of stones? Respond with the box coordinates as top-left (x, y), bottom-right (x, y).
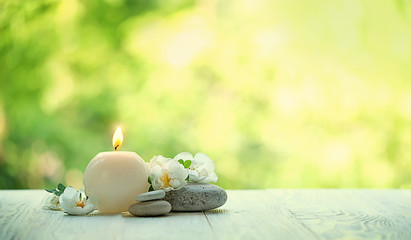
top-left (129, 183), bottom-right (227, 217)
top-left (129, 190), bottom-right (171, 217)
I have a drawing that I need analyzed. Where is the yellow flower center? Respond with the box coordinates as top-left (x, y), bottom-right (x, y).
top-left (76, 200), bottom-right (85, 208)
top-left (162, 173), bottom-right (171, 188)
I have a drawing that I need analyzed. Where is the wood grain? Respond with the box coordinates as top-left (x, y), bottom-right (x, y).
top-left (1, 190), bottom-right (410, 240)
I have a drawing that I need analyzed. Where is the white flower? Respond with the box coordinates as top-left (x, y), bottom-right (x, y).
top-left (42, 194), bottom-right (62, 210)
top-left (59, 186), bottom-right (96, 215)
top-left (149, 155), bottom-right (169, 167)
top-left (174, 152), bottom-right (218, 183)
top-left (144, 161), bottom-right (150, 177)
top-left (149, 155), bottom-right (188, 191)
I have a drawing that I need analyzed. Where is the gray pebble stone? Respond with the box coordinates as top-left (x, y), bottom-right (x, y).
top-left (136, 190), bottom-right (165, 202)
top-left (163, 183), bottom-right (227, 212)
top-left (128, 200), bottom-right (171, 217)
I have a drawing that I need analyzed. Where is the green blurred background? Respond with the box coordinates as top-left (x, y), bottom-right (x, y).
top-left (1, 0), bottom-right (411, 190)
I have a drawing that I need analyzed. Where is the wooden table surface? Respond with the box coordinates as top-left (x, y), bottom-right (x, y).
top-left (0, 189), bottom-right (410, 240)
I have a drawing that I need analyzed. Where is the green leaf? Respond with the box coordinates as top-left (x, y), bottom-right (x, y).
top-left (54, 191), bottom-right (63, 196)
top-left (149, 185), bottom-right (154, 191)
top-left (57, 183), bottom-right (66, 192)
top-left (183, 160), bottom-right (191, 168)
top-left (178, 159), bottom-right (184, 165)
top-left (148, 176), bottom-right (152, 184)
top-left (45, 189), bottom-right (55, 193)
top-left (185, 175), bottom-right (189, 181)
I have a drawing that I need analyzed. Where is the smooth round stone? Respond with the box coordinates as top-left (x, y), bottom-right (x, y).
top-left (163, 183), bottom-right (227, 212)
top-left (136, 190), bottom-right (165, 202)
top-left (129, 200), bottom-right (171, 217)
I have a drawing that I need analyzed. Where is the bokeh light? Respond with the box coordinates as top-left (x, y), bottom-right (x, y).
top-left (1, 0), bottom-right (411, 189)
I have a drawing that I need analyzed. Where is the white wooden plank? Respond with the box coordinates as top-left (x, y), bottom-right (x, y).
top-left (1, 190), bottom-right (411, 240)
top-left (205, 190), bottom-right (321, 240)
top-left (263, 190), bottom-right (411, 240)
top-left (0, 190), bottom-right (47, 239)
top-left (120, 211), bottom-right (214, 240)
top-left (0, 190), bottom-right (213, 240)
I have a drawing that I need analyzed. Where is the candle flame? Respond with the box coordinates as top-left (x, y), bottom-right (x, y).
top-left (112, 127), bottom-right (123, 151)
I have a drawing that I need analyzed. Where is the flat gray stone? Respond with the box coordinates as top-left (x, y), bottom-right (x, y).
top-left (163, 183), bottom-right (227, 212)
top-left (128, 200), bottom-right (171, 217)
top-left (136, 190), bottom-right (165, 202)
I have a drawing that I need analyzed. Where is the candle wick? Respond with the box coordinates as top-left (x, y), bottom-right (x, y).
top-left (115, 145), bottom-right (119, 151)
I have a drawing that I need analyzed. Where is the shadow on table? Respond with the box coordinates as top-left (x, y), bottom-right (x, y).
top-left (60, 208), bottom-right (230, 218)
top-left (122, 211), bottom-right (173, 218)
top-left (61, 211), bottom-right (123, 217)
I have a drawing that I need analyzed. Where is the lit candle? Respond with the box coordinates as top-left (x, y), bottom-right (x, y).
top-left (83, 127), bottom-right (149, 213)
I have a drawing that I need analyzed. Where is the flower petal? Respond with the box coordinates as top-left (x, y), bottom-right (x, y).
top-left (151, 165), bottom-right (163, 177)
top-left (67, 207), bottom-right (83, 215)
top-left (150, 155), bottom-right (169, 166)
top-left (43, 194), bottom-right (62, 210)
top-left (194, 152), bottom-right (211, 164)
top-left (204, 172), bottom-right (218, 183)
top-left (167, 161), bottom-right (188, 179)
top-left (174, 152), bottom-right (194, 161)
top-left (59, 186), bottom-right (78, 208)
top-left (82, 204), bottom-right (96, 214)
top-left (169, 179), bottom-right (181, 188)
top-left (188, 173), bottom-right (207, 182)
